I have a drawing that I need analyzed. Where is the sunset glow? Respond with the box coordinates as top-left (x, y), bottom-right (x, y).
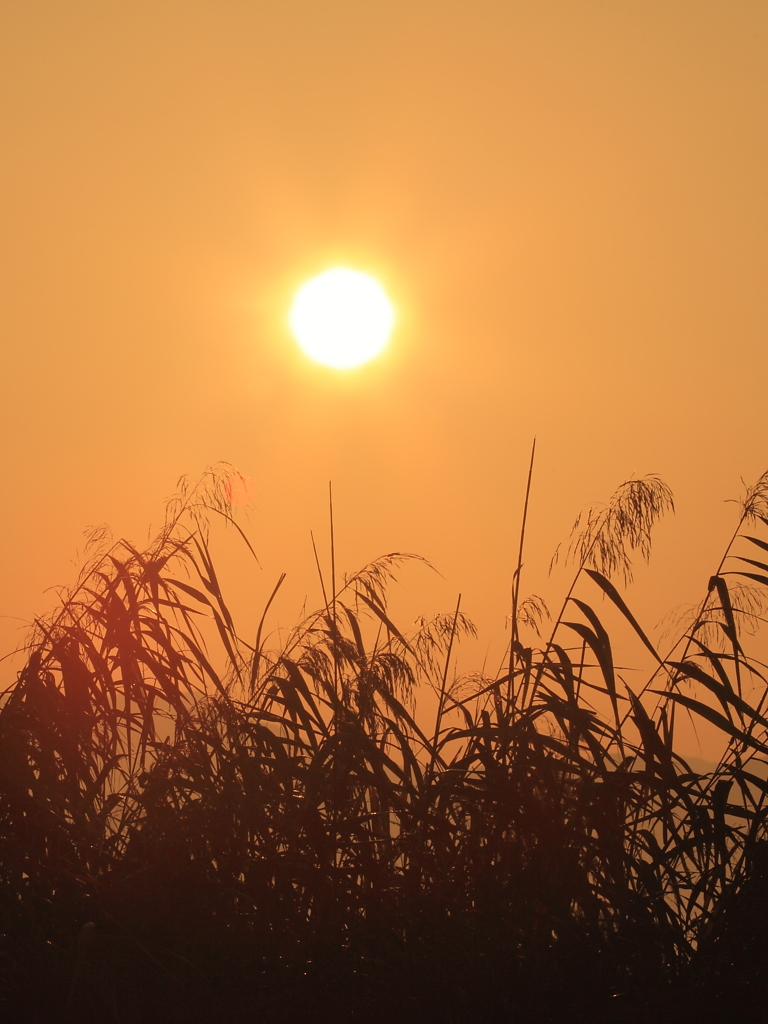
top-left (289, 268), bottom-right (395, 369)
top-left (3, 2), bottom-right (768, 1017)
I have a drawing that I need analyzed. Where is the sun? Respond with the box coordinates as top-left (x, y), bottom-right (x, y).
top-left (289, 268), bottom-right (395, 369)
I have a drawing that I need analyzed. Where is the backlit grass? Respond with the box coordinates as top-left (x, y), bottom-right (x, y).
top-left (2, 464), bottom-right (768, 1022)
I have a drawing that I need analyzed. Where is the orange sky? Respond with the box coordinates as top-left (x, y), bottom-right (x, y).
top-left (1, 1), bottom-right (767, 758)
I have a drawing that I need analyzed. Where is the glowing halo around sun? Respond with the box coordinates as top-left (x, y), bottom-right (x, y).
top-left (289, 268), bottom-right (395, 369)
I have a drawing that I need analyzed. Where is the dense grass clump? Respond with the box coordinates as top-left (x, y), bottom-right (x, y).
top-left (3, 465), bottom-right (768, 1022)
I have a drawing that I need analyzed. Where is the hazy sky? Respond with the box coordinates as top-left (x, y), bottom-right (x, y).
top-left (2, 1), bottom-right (767, 741)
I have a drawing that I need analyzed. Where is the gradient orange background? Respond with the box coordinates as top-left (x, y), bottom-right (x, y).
top-left (1, 1), bottom-right (766, 758)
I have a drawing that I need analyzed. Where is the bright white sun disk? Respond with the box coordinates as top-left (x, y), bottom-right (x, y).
top-left (289, 268), bottom-right (395, 369)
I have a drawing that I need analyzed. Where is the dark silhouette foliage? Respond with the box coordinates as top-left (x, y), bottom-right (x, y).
top-left (2, 465), bottom-right (768, 1022)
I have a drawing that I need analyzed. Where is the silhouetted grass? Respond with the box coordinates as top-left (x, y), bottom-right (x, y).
top-left (2, 464), bottom-right (768, 1022)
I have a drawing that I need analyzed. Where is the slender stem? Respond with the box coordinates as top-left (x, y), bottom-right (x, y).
top-left (508, 438), bottom-right (536, 707)
top-left (430, 593), bottom-right (462, 775)
top-left (531, 506), bottom-right (614, 709)
top-left (329, 482), bottom-right (338, 698)
top-left (310, 531), bottom-right (329, 609)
